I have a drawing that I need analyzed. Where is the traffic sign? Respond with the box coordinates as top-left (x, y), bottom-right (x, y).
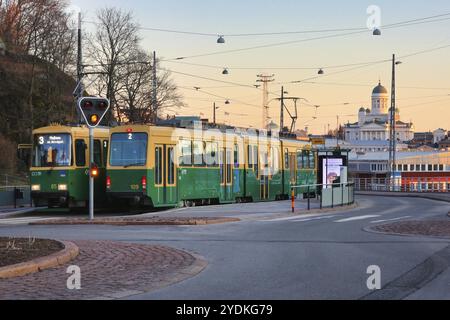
top-left (77, 97), bottom-right (110, 128)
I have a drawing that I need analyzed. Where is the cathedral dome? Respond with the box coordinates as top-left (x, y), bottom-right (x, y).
top-left (372, 82), bottom-right (388, 95)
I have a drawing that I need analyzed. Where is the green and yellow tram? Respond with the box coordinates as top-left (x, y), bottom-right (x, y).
top-left (106, 123), bottom-right (317, 208)
top-left (30, 125), bottom-right (109, 208)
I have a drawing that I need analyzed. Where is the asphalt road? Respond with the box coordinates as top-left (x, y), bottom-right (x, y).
top-left (0, 195), bottom-right (449, 300)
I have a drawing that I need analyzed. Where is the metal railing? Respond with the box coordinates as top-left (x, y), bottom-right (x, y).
top-left (353, 178), bottom-right (450, 193)
top-left (290, 182), bottom-right (355, 212)
top-left (0, 173), bottom-right (29, 188)
top-left (0, 185), bottom-right (31, 208)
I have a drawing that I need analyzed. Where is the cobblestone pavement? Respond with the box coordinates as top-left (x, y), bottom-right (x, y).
top-left (0, 241), bottom-right (205, 300)
top-left (372, 220), bottom-right (450, 238)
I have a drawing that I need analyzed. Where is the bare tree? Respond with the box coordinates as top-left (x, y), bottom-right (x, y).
top-left (86, 7), bottom-right (140, 121)
top-left (116, 50), bottom-right (185, 124)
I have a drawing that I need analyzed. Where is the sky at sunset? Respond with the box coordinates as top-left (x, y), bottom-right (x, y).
top-left (70, 0), bottom-right (450, 134)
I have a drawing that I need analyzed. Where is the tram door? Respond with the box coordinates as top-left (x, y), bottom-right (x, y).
top-left (220, 148), bottom-right (233, 202)
top-left (154, 144), bottom-right (177, 205)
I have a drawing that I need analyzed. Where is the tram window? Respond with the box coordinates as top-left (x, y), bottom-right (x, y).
top-left (234, 144), bottom-right (239, 168)
top-left (94, 140), bottom-right (102, 167)
top-left (110, 133), bottom-right (147, 167)
top-left (205, 142), bottom-right (218, 167)
top-left (303, 151), bottom-right (309, 169)
top-left (254, 146), bottom-right (259, 177)
top-left (270, 147), bottom-right (279, 175)
top-left (226, 149), bottom-right (232, 184)
top-left (155, 147), bottom-right (163, 185)
top-left (297, 151), bottom-right (302, 170)
top-left (103, 140), bottom-right (108, 167)
top-left (220, 150), bottom-right (225, 184)
top-left (167, 147), bottom-right (175, 185)
top-left (284, 149), bottom-right (289, 169)
top-left (75, 139), bottom-right (86, 167)
top-left (248, 145), bottom-right (253, 171)
top-left (309, 151), bottom-right (315, 169)
top-left (193, 141), bottom-right (205, 166)
top-left (33, 134), bottom-right (72, 167)
top-left (179, 140), bottom-right (192, 166)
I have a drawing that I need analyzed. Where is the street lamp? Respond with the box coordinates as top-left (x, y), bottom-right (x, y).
top-left (222, 68), bottom-right (229, 75)
top-left (217, 35), bottom-right (225, 44)
top-left (373, 28), bottom-right (381, 36)
top-left (213, 101), bottom-right (230, 124)
top-left (389, 54), bottom-right (402, 186)
top-left (318, 68), bottom-right (324, 75)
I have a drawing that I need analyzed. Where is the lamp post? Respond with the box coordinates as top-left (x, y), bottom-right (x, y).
top-left (389, 54), bottom-right (402, 185)
top-left (213, 101), bottom-right (230, 125)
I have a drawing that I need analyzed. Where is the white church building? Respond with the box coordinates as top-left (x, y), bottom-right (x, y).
top-left (344, 82), bottom-right (414, 152)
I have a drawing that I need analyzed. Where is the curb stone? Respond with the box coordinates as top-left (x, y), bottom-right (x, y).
top-left (0, 240), bottom-right (79, 279)
top-left (30, 217), bottom-right (240, 226)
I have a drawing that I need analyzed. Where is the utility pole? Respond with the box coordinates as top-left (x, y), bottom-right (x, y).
top-left (256, 74), bottom-right (274, 130)
top-left (280, 87), bottom-right (284, 132)
top-left (152, 51), bottom-right (158, 123)
top-left (213, 102), bottom-right (217, 125)
top-left (336, 115), bottom-right (340, 147)
top-left (75, 12), bottom-right (83, 122)
top-left (389, 54), bottom-right (400, 183)
top-left (277, 88), bottom-right (300, 134)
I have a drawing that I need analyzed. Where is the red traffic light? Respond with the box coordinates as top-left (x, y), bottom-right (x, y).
top-left (83, 101), bottom-right (93, 108)
top-left (98, 101), bottom-right (108, 110)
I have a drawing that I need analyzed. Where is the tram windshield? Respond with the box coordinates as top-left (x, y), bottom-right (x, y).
top-left (32, 134), bottom-right (72, 167)
top-left (110, 132), bottom-right (148, 167)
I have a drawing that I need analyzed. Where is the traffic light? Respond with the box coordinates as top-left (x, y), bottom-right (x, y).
top-left (77, 97), bottom-right (110, 128)
top-left (90, 163), bottom-right (99, 178)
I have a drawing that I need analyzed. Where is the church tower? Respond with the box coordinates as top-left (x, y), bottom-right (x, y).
top-left (371, 81), bottom-right (389, 115)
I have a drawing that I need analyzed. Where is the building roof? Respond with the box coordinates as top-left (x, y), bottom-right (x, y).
top-left (372, 82), bottom-right (388, 95)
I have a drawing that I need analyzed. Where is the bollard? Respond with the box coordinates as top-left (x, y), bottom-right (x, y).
top-left (291, 188), bottom-right (295, 213)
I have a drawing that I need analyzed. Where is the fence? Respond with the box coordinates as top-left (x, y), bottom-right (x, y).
top-left (290, 182), bottom-right (355, 212)
top-left (353, 178), bottom-right (450, 193)
top-left (0, 186), bottom-right (31, 208)
top-left (0, 173), bottom-right (29, 188)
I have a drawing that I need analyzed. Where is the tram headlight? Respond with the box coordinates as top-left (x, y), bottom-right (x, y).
top-left (58, 184), bottom-right (68, 191)
top-left (31, 185), bottom-right (41, 191)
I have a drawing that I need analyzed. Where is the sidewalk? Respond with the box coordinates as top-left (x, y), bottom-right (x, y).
top-left (356, 191), bottom-right (450, 203)
top-left (406, 266), bottom-right (450, 300)
top-left (0, 206), bottom-right (35, 218)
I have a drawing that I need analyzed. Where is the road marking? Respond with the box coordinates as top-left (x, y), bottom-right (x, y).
top-left (262, 214), bottom-right (337, 222)
top-left (370, 216), bottom-right (411, 224)
top-left (291, 216), bottom-right (338, 223)
top-left (334, 215), bottom-right (380, 223)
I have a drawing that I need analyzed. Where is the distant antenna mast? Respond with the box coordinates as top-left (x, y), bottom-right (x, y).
top-left (256, 74), bottom-right (274, 129)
